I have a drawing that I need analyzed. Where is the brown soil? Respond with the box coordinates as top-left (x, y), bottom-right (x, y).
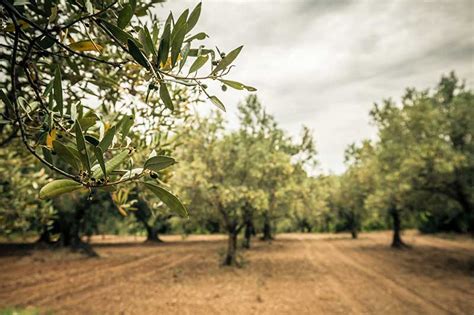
top-left (0, 231), bottom-right (473, 315)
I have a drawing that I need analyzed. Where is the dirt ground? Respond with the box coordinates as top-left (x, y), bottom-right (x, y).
top-left (0, 231), bottom-right (473, 315)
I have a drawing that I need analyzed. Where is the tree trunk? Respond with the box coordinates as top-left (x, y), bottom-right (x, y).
top-left (454, 180), bottom-right (474, 236)
top-left (350, 213), bottom-right (358, 239)
top-left (36, 226), bottom-right (53, 245)
top-left (145, 225), bottom-right (163, 243)
top-left (242, 206), bottom-right (254, 249)
top-left (243, 220), bottom-right (253, 249)
top-left (57, 202), bottom-right (98, 257)
top-left (132, 192), bottom-right (164, 243)
top-left (351, 228), bottom-right (358, 239)
top-left (223, 232), bottom-right (238, 266)
top-left (391, 207), bottom-right (406, 248)
top-left (37, 195), bottom-right (97, 256)
top-left (261, 213), bottom-right (273, 241)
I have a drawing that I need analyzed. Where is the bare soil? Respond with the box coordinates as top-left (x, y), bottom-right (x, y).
top-left (0, 231), bottom-right (473, 315)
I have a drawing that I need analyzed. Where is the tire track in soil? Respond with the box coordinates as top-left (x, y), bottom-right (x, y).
top-left (1, 257), bottom-right (120, 293)
top-left (347, 241), bottom-right (474, 297)
top-left (325, 241), bottom-right (456, 315)
top-left (51, 253), bottom-right (196, 313)
top-left (4, 255), bottom-right (146, 303)
top-left (20, 250), bottom-right (173, 306)
top-left (348, 240), bottom-right (474, 312)
top-left (297, 237), bottom-right (369, 315)
top-left (414, 235), bottom-right (474, 251)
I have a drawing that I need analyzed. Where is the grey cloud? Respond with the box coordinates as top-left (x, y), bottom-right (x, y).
top-left (156, 0), bottom-right (474, 174)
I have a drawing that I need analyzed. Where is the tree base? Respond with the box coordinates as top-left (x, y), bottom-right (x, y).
top-left (144, 237), bottom-right (164, 244)
top-left (222, 256), bottom-right (237, 266)
top-left (391, 240), bottom-right (410, 249)
top-left (70, 241), bottom-right (99, 257)
top-left (34, 234), bottom-right (98, 257)
top-left (260, 235), bottom-right (274, 242)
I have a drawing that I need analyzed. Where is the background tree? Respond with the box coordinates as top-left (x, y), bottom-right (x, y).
top-left (333, 141), bottom-right (376, 239)
top-left (363, 72), bottom-right (473, 247)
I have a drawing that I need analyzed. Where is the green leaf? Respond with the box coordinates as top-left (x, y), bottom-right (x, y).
top-left (117, 4), bottom-right (133, 29)
top-left (128, 39), bottom-right (150, 69)
top-left (78, 117), bottom-right (96, 131)
top-left (92, 150), bottom-right (130, 179)
top-left (129, 0), bottom-right (137, 12)
top-left (188, 54), bottom-right (208, 74)
top-left (39, 179), bottom-right (83, 200)
top-left (209, 95), bottom-right (226, 112)
top-left (171, 22), bottom-right (187, 67)
top-left (219, 79), bottom-right (245, 90)
top-left (185, 32), bottom-right (208, 42)
top-left (172, 9), bottom-right (189, 39)
top-left (212, 45), bottom-right (243, 74)
top-left (144, 155), bottom-right (175, 172)
top-left (165, 12), bottom-right (173, 27)
top-left (139, 27), bottom-right (156, 57)
top-left (219, 80), bottom-right (257, 92)
top-left (78, 111), bottom-right (98, 130)
top-left (120, 115), bottom-right (134, 140)
top-left (143, 182), bottom-right (188, 218)
top-left (179, 42), bottom-right (191, 72)
top-left (93, 146), bottom-right (107, 179)
top-left (157, 22), bottom-right (171, 68)
top-left (53, 66), bottom-right (63, 115)
top-left (85, 135), bottom-right (100, 146)
top-left (152, 23), bottom-right (159, 43)
top-left (187, 2), bottom-right (201, 32)
top-left (42, 147), bottom-right (53, 164)
top-left (37, 36), bottom-right (55, 49)
top-left (98, 125), bottom-right (116, 152)
top-left (74, 120), bottom-right (91, 174)
top-left (53, 141), bottom-right (82, 171)
top-left (101, 19), bottom-right (134, 43)
top-left (159, 82), bottom-right (173, 110)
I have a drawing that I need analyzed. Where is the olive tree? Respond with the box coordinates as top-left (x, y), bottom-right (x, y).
top-left (0, 0), bottom-right (253, 245)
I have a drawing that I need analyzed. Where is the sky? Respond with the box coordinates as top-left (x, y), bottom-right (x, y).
top-left (157, 0), bottom-right (474, 174)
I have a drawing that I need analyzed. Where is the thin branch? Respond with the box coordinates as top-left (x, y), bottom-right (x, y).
top-left (7, 10), bottom-right (80, 183)
top-left (0, 0), bottom-right (122, 67)
top-left (61, 0), bottom-right (119, 31)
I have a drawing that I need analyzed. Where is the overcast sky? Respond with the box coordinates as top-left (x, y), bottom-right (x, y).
top-left (158, 0), bottom-right (474, 174)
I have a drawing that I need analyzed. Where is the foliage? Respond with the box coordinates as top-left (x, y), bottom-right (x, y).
top-left (0, 147), bottom-right (54, 236)
top-left (172, 95), bottom-right (317, 264)
top-left (0, 0), bottom-right (252, 221)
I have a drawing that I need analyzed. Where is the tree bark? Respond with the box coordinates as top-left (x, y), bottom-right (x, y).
top-left (55, 200), bottom-right (98, 256)
top-left (132, 192), bottom-right (164, 243)
top-left (351, 228), bottom-right (358, 239)
top-left (390, 207), bottom-right (406, 248)
top-left (454, 180), bottom-right (474, 236)
top-left (350, 212), bottom-right (358, 239)
top-left (223, 232), bottom-right (238, 266)
top-left (36, 226), bottom-right (53, 245)
top-left (243, 220), bottom-right (253, 249)
top-left (242, 205), bottom-right (254, 249)
top-left (145, 225), bottom-right (163, 243)
top-left (261, 212), bottom-right (273, 241)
